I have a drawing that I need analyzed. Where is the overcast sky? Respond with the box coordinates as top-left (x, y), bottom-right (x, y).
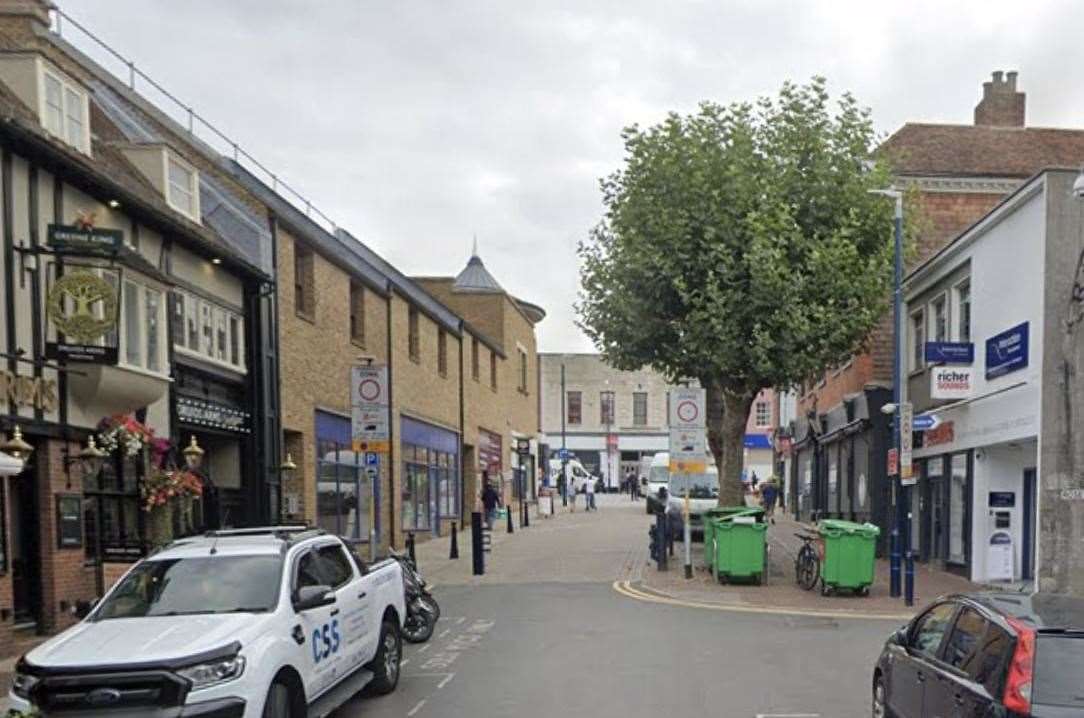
top-left (59, 0), bottom-right (1084, 352)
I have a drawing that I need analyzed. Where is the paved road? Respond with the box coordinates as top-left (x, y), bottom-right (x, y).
top-left (338, 496), bottom-right (895, 718)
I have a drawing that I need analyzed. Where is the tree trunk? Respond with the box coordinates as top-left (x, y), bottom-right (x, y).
top-left (707, 382), bottom-right (755, 506)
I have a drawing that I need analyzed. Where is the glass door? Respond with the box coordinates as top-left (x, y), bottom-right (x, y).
top-left (948, 454), bottom-right (969, 566)
top-left (928, 457), bottom-right (947, 561)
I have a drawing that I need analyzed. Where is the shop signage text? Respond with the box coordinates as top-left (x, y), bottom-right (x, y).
top-left (986, 322), bottom-right (1029, 380)
top-left (0, 370), bottom-right (58, 412)
top-left (924, 341), bottom-right (975, 364)
top-left (47, 223), bottom-right (124, 254)
top-left (931, 366), bottom-right (974, 400)
top-left (177, 397), bottom-right (250, 434)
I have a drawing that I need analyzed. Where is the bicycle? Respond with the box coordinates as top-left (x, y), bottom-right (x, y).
top-left (794, 532), bottom-right (821, 591)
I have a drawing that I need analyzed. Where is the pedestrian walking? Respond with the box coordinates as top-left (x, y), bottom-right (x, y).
top-left (482, 481), bottom-right (501, 530)
top-left (568, 475), bottom-right (578, 512)
top-left (762, 478), bottom-right (778, 524)
top-left (625, 469), bottom-right (637, 500)
top-left (585, 475), bottom-right (597, 512)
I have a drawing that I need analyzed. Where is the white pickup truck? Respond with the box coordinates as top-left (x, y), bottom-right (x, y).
top-left (7, 526), bottom-right (406, 718)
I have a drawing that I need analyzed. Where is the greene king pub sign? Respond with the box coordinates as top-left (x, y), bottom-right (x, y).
top-left (47, 223), bottom-right (124, 254)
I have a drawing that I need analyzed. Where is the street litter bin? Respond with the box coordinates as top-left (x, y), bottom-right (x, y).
top-left (702, 507), bottom-right (764, 569)
top-left (709, 509), bottom-right (768, 585)
top-left (817, 519), bottom-right (880, 596)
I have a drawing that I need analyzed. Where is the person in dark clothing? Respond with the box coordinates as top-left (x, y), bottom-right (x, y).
top-left (482, 482), bottom-right (501, 529)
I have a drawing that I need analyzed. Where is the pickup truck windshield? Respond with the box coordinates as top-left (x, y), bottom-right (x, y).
top-left (94, 556), bottom-right (282, 620)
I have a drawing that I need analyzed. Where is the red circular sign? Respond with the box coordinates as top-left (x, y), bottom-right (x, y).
top-left (676, 400), bottom-right (699, 423)
top-left (358, 378), bottom-right (381, 402)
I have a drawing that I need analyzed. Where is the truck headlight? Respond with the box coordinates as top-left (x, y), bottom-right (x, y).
top-left (177, 655), bottom-right (246, 691)
top-left (11, 671), bottom-right (39, 699)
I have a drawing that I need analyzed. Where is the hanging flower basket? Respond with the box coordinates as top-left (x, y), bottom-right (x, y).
top-left (142, 469), bottom-right (204, 548)
top-left (96, 414), bottom-right (155, 459)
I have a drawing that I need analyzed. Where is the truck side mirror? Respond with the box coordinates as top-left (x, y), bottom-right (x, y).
top-left (294, 585), bottom-right (336, 612)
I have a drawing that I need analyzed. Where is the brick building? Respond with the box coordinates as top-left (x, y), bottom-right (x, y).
top-left (790, 71), bottom-right (1084, 550)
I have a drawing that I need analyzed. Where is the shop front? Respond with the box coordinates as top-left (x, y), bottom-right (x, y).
top-left (401, 416), bottom-right (459, 537)
top-left (314, 410), bottom-right (379, 548)
top-left (477, 426), bottom-right (503, 501)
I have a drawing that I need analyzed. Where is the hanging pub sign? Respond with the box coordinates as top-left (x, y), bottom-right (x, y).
top-left (176, 396), bottom-right (251, 434)
top-left (44, 268), bottom-right (120, 364)
top-left (47, 223), bottom-right (124, 254)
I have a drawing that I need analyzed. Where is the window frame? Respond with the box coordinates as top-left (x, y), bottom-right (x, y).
top-left (633, 392), bottom-right (648, 426)
top-left (83, 453), bottom-right (144, 563)
top-left (471, 337), bottom-right (480, 381)
top-left (408, 307), bottom-right (420, 363)
top-left (600, 390), bottom-right (615, 426)
top-left (489, 351), bottom-right (498, 391)
top-left (754, 400), bottom-right (771, 428)
top-left (165, 154), bottom-right (200, 221)
top-left (171, 289), bottom-right (247, 373)
top-left (954, 279), bottom-right (972, 343)
top-left (39, 65), bottom-right (90, 154)
top-left (909, 308), bottom-right (926, 373)
top-left (567, 391), bottom-right (582, 425)
top-left (518, 349), bottom-right (528, 393)
top-left (116, 275), bottom-right (169, 377)
top-left (929, 291), bottom-right (949, 344)
top-left (349, 281), bottom-right (366, 346)
top-left (908, 600), bottom-right (958, 661)
top-left (293, 243), bottom-right (315, 320)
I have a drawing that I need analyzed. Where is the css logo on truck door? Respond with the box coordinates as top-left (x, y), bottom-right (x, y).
top-left (312, 619), bottom-right (341, 664)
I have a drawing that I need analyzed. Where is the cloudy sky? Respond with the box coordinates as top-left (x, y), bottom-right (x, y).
top-left (59, 0), bottom-right (1084, 351)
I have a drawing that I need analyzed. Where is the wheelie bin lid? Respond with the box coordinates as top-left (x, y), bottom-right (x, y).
top-left (818, 519), bottom-right (880, 538)
top-left (704, 506), bottom-right (765, 519)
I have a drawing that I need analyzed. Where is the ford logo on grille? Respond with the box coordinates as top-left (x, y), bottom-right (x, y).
top-left (86, 687), bottom-right (122, 706)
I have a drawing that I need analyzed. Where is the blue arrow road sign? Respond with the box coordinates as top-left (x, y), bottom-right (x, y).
top-left (913, 414), bottom-right (942, 431)
top-left (557, 448), bottom-right (571, 460)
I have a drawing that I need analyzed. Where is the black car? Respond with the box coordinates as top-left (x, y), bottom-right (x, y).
top-left (873, 592), bottom-right (1084, 717)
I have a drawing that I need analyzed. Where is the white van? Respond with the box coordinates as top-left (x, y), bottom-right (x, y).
top-left (646, 452), bottom-right (720, 535)
top-left (549, 457), bottom-right (596, 492)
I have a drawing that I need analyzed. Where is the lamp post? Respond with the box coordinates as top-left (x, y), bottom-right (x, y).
top-left (870, 187), bottom-right (906, 601)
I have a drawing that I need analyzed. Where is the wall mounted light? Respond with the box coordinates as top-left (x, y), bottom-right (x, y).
top-left (182, 435), bottom-right (205, 471)
top-left (1, 426), bottom-right (33, 462)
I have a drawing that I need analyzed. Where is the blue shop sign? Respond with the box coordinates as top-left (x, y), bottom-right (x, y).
top-left (925, 341), bottom-right (974, 364)
top-left (985, 322), bottom-right (1029, 380)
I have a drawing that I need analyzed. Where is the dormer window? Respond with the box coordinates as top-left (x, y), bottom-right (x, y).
top-left (40, 66), bottom-right (89, 153)
top-left (166, 156), bottom-right (198, 220)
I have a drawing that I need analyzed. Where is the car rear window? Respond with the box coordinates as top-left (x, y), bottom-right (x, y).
top-left (1033, 634), bottom-right (1084, 708)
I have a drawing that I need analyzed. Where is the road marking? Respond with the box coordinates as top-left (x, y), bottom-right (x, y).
top-left (756, 714), bottom-right (820, 717)
top-left (612, 580), bottom-right (912, 621)
top-left (401, 658), bottom-right (410, 666)
top-left (455, 616), bottom-right (466, 625)
top-left (417, 644), bottom-right (431, 653)
top-left (438, 673), bottom-right (455, 689)
top-left (438, 628), bottom-right (451, 638)
top-left (407, 699), bottom-right (426, 717)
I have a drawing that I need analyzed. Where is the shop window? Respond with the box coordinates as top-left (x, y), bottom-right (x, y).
top-left (171, 289), bottom-right (246, 372)
top-left (633, 392), bottom-right (648, 426)
top-left (600, 391), bottom-right (615, 425)
top-left (567, 391), bottom-right (582, 425)
top-left (316, 439), bottom-right (376, 542)
top-left (350, 281), bottom-right (366, 345)
top-left (401, 442), bottom-right (459, 530)
top-left (949, 453), bottom-right (969, 565)
top-left (910, 309), bottom-right (925, 372)
top-left (755, 400), bottom-right (771, 428)
top-left (408, 307), bottom-right (420, 362)
top-left (438, 329), bottom-right (448, 377)
top-left (294, 243), bottom-right (315, 319)
top-left (41, 67), bottom-right (89, 154)
top-left (84, 454), bottom-right (143, 562)
top-left (489, 352), bottom-right (498, 390)
top-left (471, 337), bottom-right (480, 381)
top-left (955, 280), bottom-right (972, 343)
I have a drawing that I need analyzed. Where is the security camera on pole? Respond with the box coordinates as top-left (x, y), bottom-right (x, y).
top-left (669, 386), bottom-right (706, 580)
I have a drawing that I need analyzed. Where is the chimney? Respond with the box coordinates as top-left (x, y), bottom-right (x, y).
top-left (974, 70), bottom-right (1025, 127)
top-left (0, 1), bottom-right (53, 49)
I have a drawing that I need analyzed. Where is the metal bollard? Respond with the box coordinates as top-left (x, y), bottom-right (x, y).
top-left (449, 521), bottom-right (459, 560)
top-left (407, 531), bottom-right (416, 567)
top-left (523, 500), bottom-right (530, 528)
top-left (506, 505), bottom-right (514, 534)
top-left (471, 512), bottom-right (484, 575)
top-left (655, 512), bottom-right (668, 571)
top-left (904, 550), bottom-right (915, 607)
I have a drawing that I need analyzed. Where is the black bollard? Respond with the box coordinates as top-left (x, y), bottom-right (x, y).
top-left (506, 505), bottom-right (514, 534)
top-left (449, 521), bottom-right (459, 559)
top-left (523, 500), bottom-right (530, 528)
top-left (471, 512), bottom-right (484, 575)
top-left (407, 531), bottom-right (416, 567)
top-left (655, 512), bottom-right (668, 571)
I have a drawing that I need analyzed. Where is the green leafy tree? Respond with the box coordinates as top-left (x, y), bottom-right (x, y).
top-left (578, 77), bottom-right (897, 504)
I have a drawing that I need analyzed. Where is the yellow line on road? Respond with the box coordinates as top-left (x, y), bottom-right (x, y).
top-left (612, 580), bottom-right (913, 621)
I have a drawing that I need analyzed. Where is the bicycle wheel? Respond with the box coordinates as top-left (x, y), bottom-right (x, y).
top-left (796, 545), bottom-right (820, 591)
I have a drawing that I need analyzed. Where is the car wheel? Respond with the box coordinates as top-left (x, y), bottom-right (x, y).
top-left (366, 618), bottom-right (402, 695)
top-left (872, 675), bottom-right (889, 718)
top-left (262, 681), bottom-right (292, 718)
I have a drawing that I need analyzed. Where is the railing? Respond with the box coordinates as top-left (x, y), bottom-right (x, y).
top-left (50, 7), bottom-right (340, 234)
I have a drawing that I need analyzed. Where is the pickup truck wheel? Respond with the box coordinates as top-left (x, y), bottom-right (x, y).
top-left (365, 618), bottom-right (402, 695)
top-left (262, 681), bottom-right (293, 718)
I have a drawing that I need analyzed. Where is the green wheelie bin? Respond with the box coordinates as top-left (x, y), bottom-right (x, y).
top-left (702, 507), bottom-right (764, 570)
top-left (710, 509), bottom-right (768, 585)
top-left (817, 519), bottom-right (880, 595)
